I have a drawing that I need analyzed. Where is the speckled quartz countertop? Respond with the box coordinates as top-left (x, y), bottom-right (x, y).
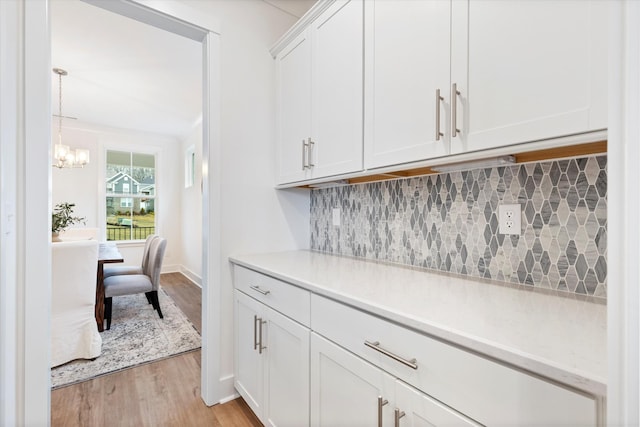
top-left (229, 250), bottom-right (607, 397)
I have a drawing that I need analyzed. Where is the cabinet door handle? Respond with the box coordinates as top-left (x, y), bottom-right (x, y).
top-left (302, 139), bottom-right (309, 170)
top-left (307, 138), bottom-right (315, 168)
top-left (253, 315), bottom-right (259, 350)
top-left (451, 83), bottom-right (461, 137)
top-left (258, 318), bottom-right (267, 354)
top-left (394, 408), bottom-right (406, 427)
top-left (377, 396), bottom-right (389, 427)
top-left (365, 340), bottom-right (418, 370)
top-left (249, 285), bottom-right (270, 295)
top-left (435, 89), bottom-right (444, 141)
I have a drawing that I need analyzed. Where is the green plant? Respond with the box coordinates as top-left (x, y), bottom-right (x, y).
top-left (52, 203), bottom-right (86, 233)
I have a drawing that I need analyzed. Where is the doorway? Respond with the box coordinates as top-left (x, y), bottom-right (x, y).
top-left (76, 0), bottom-right (221, 406)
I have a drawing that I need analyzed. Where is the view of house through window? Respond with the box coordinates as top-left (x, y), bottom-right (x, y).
top-left (106, 150), bottom-right (156, 241)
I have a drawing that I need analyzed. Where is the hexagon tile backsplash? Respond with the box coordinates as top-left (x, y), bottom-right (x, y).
top-left (310, 155), bottom-right (607, 298)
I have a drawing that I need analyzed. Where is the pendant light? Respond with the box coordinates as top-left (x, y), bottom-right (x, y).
top-left (52, 68), bottom-right (90, 168)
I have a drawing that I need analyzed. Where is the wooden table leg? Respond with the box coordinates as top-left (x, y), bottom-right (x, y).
top-left (95, 263), bottom-right (105, 332)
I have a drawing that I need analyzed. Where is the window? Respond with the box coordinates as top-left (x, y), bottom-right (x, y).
top-left (105, 150), bottom-right (156, 241)
top-left (185, 145), bottom-right (195, 188)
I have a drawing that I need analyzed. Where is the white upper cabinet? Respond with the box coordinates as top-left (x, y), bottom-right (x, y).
top-left (364, 0), bottom-right (451, 169)
top-left (275, 0), bottom-right (363, 185)
top-left (274, 0), bottom-right (607, 184)
top-left (450, 0), bottom-right (608, 154)
top-left (276, 30), bottom-right (313, 184)
top-left (311, 0), bottom-right (363, 179)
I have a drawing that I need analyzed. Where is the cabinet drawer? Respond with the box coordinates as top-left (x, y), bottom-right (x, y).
top-left (311, 294), bottom-right (597, 426)
top-left (234, 266), bottom-right (310, 327)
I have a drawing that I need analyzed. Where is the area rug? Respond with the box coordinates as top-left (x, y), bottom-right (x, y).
top-left (51, 289), bottom-right (201, 389)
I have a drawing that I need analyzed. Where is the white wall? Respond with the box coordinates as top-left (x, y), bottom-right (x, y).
top-left (182, 0), bottom-right (311, 397)
top-left (52, 121), bottom-right (183, 271)
top-left (180, 120), bottom-right (203, 285)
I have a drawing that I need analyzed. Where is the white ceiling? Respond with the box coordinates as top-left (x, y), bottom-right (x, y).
top-left (51, 0), bottom-right (316, 140)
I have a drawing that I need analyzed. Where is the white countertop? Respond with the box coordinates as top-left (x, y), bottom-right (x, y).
top-left (229, 250), bottom-right (606, 397)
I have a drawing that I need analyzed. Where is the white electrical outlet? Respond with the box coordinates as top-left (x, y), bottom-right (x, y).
top-left (499, 204), bottom-right (521, 235)
top-left (332, 208), bottom-right (341, 227)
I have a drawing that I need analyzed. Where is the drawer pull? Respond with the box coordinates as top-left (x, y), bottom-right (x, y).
top-left (365, 340), bottom-right (418, 370)
top-left (253, 315), bottom-right (259, 350)
top-left (258, 318), bottom-right (267, 354)
top-left (451, 83), bottom-right (461, 137)
top-left (394, 408), bottom-right (406, 427)
top-left (435, 88), bottom-right (444, 141)
top-left (377, 396), bottom-right (388, 427)
top-left (250, 285), bottom-right (270, 295)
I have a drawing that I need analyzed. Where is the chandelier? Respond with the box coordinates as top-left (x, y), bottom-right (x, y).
top-left (52, 68), bottom-right (89, 168)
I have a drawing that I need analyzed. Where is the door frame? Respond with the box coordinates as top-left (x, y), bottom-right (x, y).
top-left (0, 0), bottom-right (223, 424)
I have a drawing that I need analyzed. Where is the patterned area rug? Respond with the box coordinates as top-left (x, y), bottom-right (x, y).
top-left (51, 289), bottom-right (201, 389)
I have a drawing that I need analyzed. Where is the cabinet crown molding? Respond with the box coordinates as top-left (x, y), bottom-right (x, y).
top-left (269, 0), bottom-right (336, 58)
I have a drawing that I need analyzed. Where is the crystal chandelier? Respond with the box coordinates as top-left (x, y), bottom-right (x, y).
top-left (52, 68), bottom-right (89, 168)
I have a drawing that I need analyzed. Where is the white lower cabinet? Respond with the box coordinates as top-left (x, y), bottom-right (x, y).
top-left (311, 294), bottom-right (599, 427)
top-left (234, 289), bottom-right (309, 427)
top-left (395, 380), bottom-right (480, 427)
top-left (310, 332), bottom-right (396, 427)
top-left (234, 265), bottom-right (600, 427)
top-left (311, 333), bottom-right (480, 427)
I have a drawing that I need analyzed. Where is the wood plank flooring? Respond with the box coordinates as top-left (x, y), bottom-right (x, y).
top-left (51, 272), bottom-right (262, 427)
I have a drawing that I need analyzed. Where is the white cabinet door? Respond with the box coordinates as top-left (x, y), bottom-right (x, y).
top-left (364, 0), bottom-right (450, 169)
top-left (234, 290), bottom-right (265, 419)
top-left (311, 0), bottom-right (363, 179)
top-left (450, 0), bottom-right (608, 154)
top-left (310, 333), bottom-right (395, 427)
top-left (395, 381), bottom-right (480, 427)
top-left (235, 289), bottom-right (310, 427)
top-left (276, 29), bottom-right (312, 184)
top-left (263, 307), bottom-right (310, 427)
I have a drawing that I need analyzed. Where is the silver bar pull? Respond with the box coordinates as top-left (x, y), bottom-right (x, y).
top-left (253, 315), bottom-right (259, 350)
top-left (250, 285), bottom-right (270, 295)
top-left (307, 137), bottom-right (315, 168)
top-left (302, 139), bottom-right (309, 170)
top-left (451, 83), bottom-right (461, 137)
top-left (377, 396), bottom-right (389, 427)
top-left (435, 89), bottom-right (444, 141)
top-left (365, 340), bottom-right (418, 370)
top-left (258, 319), bottom-right (267, 354)
top-left (394, 408), bottom-right (406, 427)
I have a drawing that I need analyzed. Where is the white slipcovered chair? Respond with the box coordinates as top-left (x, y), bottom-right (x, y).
top-left (51, 240), bottom-right (102, 367)
top-left (104, 237), bottom-right (167, 330)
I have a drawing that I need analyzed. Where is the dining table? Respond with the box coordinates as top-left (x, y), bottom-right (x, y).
top-left (96, 242), bottom-right (124, 332)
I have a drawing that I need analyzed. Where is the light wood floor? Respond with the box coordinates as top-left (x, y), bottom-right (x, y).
top-left (51, 272), bottom-right (262, 427)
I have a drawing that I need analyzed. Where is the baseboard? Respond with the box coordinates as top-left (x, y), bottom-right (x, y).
top-left (218, 374), bottom-right (237, 404)
top-left (179, 266), bottom-right (202, 288)
top-left (161, 263), bottom-right (181, 274)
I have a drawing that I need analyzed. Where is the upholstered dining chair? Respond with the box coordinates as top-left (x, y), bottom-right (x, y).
top-left (103, 234), bottom-right (157, 278)
top-left (103, 237), bottom-right (167, 330)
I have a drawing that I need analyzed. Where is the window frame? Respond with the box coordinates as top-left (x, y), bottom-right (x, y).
top-left (102, 146), bottom-right (159, 243)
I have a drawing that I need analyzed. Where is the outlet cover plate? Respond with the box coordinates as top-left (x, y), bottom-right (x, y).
top-left (499, 204), bottom-right (521, 235)
top-left (332, 208), bottom-right (340, 226)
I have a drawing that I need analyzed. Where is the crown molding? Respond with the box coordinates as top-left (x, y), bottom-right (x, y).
top-left (269, 0), bottom-right (336, 58)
